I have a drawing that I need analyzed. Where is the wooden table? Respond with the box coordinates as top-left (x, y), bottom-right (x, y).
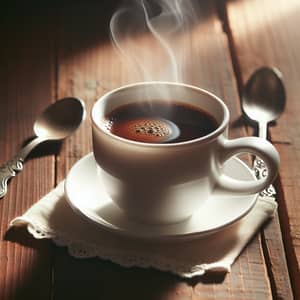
top-left (0, 1), bottom-right (298, 299)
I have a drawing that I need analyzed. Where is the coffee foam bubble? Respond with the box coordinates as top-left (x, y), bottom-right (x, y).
top-left (120, 117), bottom-right (180, 143)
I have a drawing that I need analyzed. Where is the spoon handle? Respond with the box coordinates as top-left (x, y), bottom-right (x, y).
top-left (0, 137), bottom-right (45, 199)
top-left (254, 120), bottom-right (277, 196)
top-left (0, 156), bottom-right (24, 198)
top-left (253, 157), bottom-right (276, 197)
top-left (18, 136), bottom-right (45, 160)
top-left (258, 121), bottom-right (268, 140)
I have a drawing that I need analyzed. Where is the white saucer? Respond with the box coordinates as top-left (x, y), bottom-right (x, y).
top-left (65, 153), bottom-right (258, 241)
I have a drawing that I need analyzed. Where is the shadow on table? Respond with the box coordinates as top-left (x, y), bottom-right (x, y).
top-left (51, 247), bottom-right (228, 300)
top-left (4, 227), bottom-right (53, 300)
top-left (5, 226), bottom-right (228, 300)
top-left (21, 137), bottom-right (63, 159)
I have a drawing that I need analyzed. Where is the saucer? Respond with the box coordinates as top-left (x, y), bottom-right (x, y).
top-left (65, 153), bottom-right (258, 241)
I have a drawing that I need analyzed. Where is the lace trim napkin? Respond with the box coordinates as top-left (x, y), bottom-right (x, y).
top-left (10, 182), bottom-right (277, 278)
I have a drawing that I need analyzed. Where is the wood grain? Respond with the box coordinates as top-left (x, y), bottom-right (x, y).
top-left (226, 0), bottom-right (299, 298)
top-left (0, 3), bottom-right (55, 300)
top-left (53, 1), bottom-right (274, 299)
top-left (0, 0), bottom-right (294, 299)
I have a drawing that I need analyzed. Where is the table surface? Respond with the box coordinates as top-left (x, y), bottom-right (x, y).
top-left (0, 0), bottom-right (299, 299)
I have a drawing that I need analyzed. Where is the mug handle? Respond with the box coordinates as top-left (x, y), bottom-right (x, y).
top-left (216, 137), bottom-right (280, 194)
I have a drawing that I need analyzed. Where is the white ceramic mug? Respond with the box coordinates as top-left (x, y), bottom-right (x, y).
top-left (91, 82), bottom-right (279, 224)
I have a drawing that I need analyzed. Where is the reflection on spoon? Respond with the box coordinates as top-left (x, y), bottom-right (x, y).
top-left (0, 97), bottom-right (86, 199)
top-left (242, 66), bottom-right (285, 139)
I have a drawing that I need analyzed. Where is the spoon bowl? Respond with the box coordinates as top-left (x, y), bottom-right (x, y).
top-left (34, 97), bottom-right (86, 140)
top-left (242, 67), bottom-right (286, 124)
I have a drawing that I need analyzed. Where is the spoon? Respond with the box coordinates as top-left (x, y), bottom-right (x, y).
top-left (0, 97), bottom-right (86, 198)
top-left (242, 66), bottom-right (285, 196)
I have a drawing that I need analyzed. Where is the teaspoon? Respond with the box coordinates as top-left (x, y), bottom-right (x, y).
top-left (242, 67), bottom-right (285, 196)
top-left (0, 97), bottom-right (86, 198)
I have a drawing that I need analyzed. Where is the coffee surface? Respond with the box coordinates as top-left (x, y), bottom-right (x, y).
top-left (104, 101), bottom-right (218, 143)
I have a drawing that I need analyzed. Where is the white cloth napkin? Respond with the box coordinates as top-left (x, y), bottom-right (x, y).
top-left (10, 182), bottom-right (277, 278)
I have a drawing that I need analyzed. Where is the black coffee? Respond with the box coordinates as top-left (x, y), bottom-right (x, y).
top-left (104, 100), bottom-right (218, 143)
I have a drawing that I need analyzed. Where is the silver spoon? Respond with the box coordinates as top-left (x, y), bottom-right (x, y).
top-left (242, 66), bottom-right (285, 196)
top-left (0, 97), bottom-right (86, 198)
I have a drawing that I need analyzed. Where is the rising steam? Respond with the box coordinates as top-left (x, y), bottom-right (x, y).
top-left (110, 0), bottom-right (198, 82)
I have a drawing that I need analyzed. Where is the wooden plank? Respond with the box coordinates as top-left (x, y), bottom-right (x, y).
top-left (0, 3), bottom-right (55, 300)
top-left (226, 0), bottom-right (299, 298)
top-left (54, 1), bottom-right (273, 299)
top-left (261, 211), bottom-right (294, 300)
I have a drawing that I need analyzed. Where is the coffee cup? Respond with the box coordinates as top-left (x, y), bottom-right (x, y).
top-left (91, 82), bottom-right (279, 224)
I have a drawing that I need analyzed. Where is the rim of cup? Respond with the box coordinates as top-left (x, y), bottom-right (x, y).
top-left (91, 81), bottom-right (229, 147)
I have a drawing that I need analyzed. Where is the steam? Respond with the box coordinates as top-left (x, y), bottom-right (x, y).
top-left (110, 0), bottom-right (197, 82)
